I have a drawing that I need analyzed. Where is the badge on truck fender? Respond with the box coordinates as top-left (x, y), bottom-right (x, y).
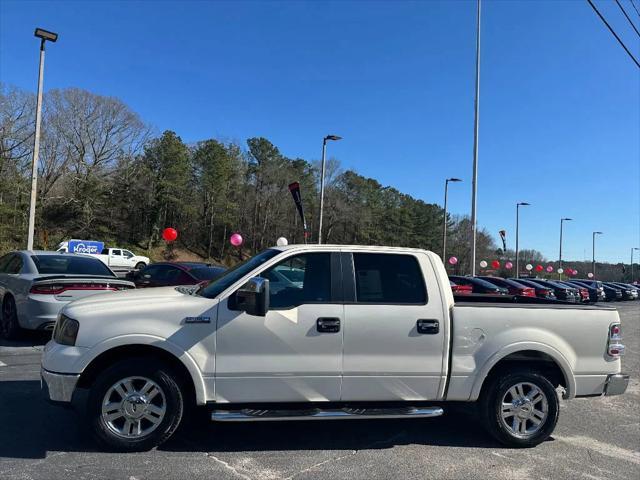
top-left (184, 316), bottom-right (211, 324)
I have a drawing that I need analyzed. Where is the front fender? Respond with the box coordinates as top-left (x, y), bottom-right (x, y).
top-left (75, 334), bottom-right (207, 404)
top-left (469, 341), bottom-right (576, 401)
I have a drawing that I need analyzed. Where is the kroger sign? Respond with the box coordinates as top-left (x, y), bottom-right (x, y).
top-left (69, 240), bottom-right (104, 255)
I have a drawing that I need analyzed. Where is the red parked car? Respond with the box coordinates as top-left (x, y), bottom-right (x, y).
top-left (450, 280), bottom-right (473, 295)
top-left (478, 276), bottom-right (536, 297)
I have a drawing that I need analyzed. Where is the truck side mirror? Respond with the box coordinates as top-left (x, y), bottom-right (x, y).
top-left (235, 277), bottom-right (269, 316)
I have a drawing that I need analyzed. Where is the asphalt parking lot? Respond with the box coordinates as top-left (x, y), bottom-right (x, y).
top-left (1, 303), bottom-right (638, 480)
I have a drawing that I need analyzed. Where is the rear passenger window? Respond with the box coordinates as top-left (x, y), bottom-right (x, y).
top-left (353, 253), bottom-right (426, 304)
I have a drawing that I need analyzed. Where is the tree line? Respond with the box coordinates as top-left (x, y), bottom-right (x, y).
top-left (1, 84), bottom-right (635, 281)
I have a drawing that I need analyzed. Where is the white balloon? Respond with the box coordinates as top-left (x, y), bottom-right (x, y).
top-left (479, 260), bottom-right (488, 268)
top-left (557, 268), bottom-right (564, 274)
top-left (276, 237), bottom-right (288, 246)
top-left (525, 264), bottom-right (533, 271)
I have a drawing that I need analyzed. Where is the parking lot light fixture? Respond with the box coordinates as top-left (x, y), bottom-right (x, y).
top-left (559, 218), bottom-right (572, 279)
top-left (515, 202), bottom-right (530, 278)
top-left (592, 231), bottom-right (603, 278)
top-left (27, 27), bottom-right (58, 250)
top-left (318, 134), bottom-right (342, 244)
top-left (443, 178), bottom-right (462, 262)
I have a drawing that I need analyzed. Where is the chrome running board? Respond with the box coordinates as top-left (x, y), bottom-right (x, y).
top-left (212, 406), bottom-right (443, 422)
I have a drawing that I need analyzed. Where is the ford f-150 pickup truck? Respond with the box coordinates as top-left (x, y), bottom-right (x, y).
top-left (41, 245), bottom-right (629, 451)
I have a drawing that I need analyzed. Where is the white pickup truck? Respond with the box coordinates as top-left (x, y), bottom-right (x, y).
top-left (93, 248), bottom-right (149, 270)
top-left (41, 245), bottom-right (629, 451)
top-left (57, 242), bottom-right (149, 270)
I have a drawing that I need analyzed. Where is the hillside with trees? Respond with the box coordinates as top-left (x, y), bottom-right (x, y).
top-left (1, 84), bottom-right (635, 281)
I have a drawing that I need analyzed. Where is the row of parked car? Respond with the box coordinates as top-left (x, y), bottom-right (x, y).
top-left (449, 275), bottom-right (639, 303)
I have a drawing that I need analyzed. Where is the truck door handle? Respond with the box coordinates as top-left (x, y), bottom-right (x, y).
top-left (417, 319), bottom-right (439, 334)
top-left (317, 317), bottom-right (341, 333)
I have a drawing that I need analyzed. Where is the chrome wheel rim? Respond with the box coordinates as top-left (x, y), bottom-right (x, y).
top-left (101, 376), bottom-right (166, 439)
top-left (500, 382), bottom-right (548, 438)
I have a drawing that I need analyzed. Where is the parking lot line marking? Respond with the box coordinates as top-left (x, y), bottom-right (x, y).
top-left (555, 435), bottom-right (640, 465)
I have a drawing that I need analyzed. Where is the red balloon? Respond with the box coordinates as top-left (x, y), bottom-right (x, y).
top-left (535, 265), bottom-right (543, 272)
top-left (491, 260), bottom-right (500, 269)
top-left (162, 227), bottom-right (178, 242)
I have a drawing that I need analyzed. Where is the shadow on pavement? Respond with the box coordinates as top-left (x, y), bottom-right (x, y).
top-left (0, 380), bottom-right (512, 460)
top-left (0, 331), bottom-right (51, 348)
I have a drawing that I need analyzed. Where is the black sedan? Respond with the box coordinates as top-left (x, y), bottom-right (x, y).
top-left (127, 262), bottom-right (226, 288)
top-left (520, 278), bottom-right (580, 303)
top-left (604, 282), bottom-right (636, 300)
top-left (449, 276), bottom-right (508, 295)
top-left (565, 280), bottom-right (604, 303)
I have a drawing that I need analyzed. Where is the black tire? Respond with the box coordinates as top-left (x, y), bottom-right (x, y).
top-left (479, 370), bottom-right (559, 448)
top-left (87, 358), bottom-right (184, 451)
top-left (135, 262), bottom-right (146, 270)
top-left (0, 295), bottom-right (21, 340)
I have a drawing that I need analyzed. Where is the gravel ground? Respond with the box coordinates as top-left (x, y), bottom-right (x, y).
top-left (0, 302), bottom-right (638, 480)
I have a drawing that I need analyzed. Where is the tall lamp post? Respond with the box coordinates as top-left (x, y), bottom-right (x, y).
top-left (631, 247), bottom-right (640, 283)
top-left (559, 217), bottom-right (572, 279)
top-left (592, 231), bottom-right (603, 278)
top-left (27, 28), bottom-right (58, 251)
top-left (318, 134), bottom-right (341, 244)
top-left (442, 178), bottom-right (462, 262)
top-left (470, 0), bottom-right (481, 275)
top-left (515, 202), bottom-right (530, 278)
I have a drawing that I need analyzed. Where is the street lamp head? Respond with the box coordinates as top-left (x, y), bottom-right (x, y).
top-left (633, 247), bottom-right (640, 251)
top-left (324, 135), bottom-right (342, 142)
top-left (447, 178), bottom-right (463, 182)
top-left (562, 217), bottom-right (573, 221)
top-left (34, 28), bottom-right (58, 42)
top-left (517, 202), bottom-right (530, 206)
top-left (593, 231), bottom-right (603, 236)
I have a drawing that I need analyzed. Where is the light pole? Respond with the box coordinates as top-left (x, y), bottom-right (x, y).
top-left (559, 217), bottom-right (572, 279)
top-left (515, 202), bottom-right (530, 278)
top-left (592, 231), bottom-right (603, 278)
top-left (470, 0), bottom-right (481, 275)
top-left (442, 178), bottom-right (462, 262)
top-left (631, 247), bottom-right (640, 283)
top-left (27, 28), bottom-right (58, 251)
top-left (318, 134), bottom-right (341, 244)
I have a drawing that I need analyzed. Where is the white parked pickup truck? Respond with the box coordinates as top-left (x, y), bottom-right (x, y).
top-left (93, 248), bottom-right (149, 270)
top-left (57, 242), bottom-right (149, 270)
top-left (41, 245), bottom-right (629, 451)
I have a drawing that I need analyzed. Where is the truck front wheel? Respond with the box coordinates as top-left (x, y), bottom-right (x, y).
top-left (480, 370), bottom-right (559, 448)
top-left (88, 359), bottom-right (184, 451)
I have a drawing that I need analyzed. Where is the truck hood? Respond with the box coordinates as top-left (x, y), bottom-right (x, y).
top-left (62, 286), bottom-right (219, 348)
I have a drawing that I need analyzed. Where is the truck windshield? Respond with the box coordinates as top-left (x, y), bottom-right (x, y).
top-left (196, 249), bottom-right (281, 299)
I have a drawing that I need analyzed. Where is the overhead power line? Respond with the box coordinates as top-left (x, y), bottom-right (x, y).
top-left (615, 0), bottom-right (640, 37)
top-left (631, 0), bottom-right (640, 18)
top-left (586, 0), bottom-right (640, 68)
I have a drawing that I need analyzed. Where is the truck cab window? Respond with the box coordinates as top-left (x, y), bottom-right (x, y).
top-left (261, 253), bottom-right (331, 309)
top-left (353, 253), bottom-right (427, 304)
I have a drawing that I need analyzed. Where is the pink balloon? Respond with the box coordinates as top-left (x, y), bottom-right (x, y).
top-left (230, 233), bottom-right (243, 247)
top-left (546, 266), bottom-right (554, 273)
top-left (448, 256), bottom-right (458, 265)
top-left (505, 261), bottom-right (513, 270)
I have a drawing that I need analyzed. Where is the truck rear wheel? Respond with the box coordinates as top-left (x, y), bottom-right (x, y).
top-left (480, 370), bottom-right (559, 448)
top-left (88, 359), bottom-right (184, 451)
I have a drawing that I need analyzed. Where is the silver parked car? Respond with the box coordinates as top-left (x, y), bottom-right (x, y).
top-left (0, 251), bottom-right (135, 339)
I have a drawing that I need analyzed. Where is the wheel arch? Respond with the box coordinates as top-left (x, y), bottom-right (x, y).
top-left (76, 340), bottom-right (206, 405)
top-left (471, 343), bottom-right (575, 401)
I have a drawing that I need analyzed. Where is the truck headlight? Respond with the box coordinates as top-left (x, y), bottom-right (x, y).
top-left (53, 314), bottom-right (79, 346)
